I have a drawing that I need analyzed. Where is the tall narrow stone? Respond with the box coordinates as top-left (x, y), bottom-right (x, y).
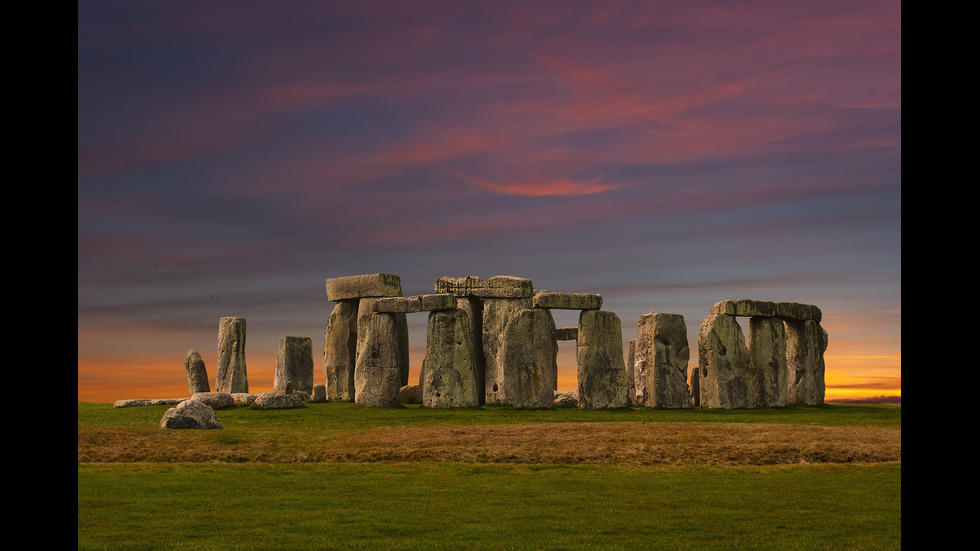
top-left (576, 310), bottom-right (629, 409)
top-left (215, 317), bottom-right (248, 394)
top-left (353, 298), bottom-right (402, 407)
top-left (453, 296), bottom-right (485, 403)
top-left (748, 317), bottom-right (788, 407)
top-left (498, 308), bottom-right (557, 408)
top-left (323, 300), bottom-right (358, 401)
top-left (697, 314), bottom-right (751, 409)
top-left (786, 319), bottom-right (827, 406)
top-left (421, 309), bottom-right (481, 408)
top-left (634, 313), bottom-right (692, 408)
top-left (482, 297), bottom-right (533, 404)
top-left (627, 339), bottom-right (636, 406)
top-left (274, 336), bottom-right (314, 394)
top-left (184, 349), bottom-right (210, 394)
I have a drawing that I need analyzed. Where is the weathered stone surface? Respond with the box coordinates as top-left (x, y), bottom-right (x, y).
top-left (150, 399), bottom-right (184, 405)
top-left (399, 384), bottom-right (421, 404)
top-left (454, 296), bottom-right (486, 402)
top-left (323, 300), bottom-right (358, 401)
top-left (191, 392), bottom-right (236, 410)
top-left (372, 296), bottom-right (423, 313)
top-left (748, 317), bottom-right (788, 407)
top-left (353, 298), bottom-right (404, 407)
top-left (697, 314), bottom-right (752, 409)
top-left (160, 399), bottom-right (223, 429)
top-left (786, 319), bottom-right (827, 406)
top-left (533, 291), bottom-right (602, 310)
top-left (498, 308), bottom-right (557, 408)
top-left (253, 392), bottom-right (305, 409)
top-left (634, 313), bottom-right (692, 408)
top-left (326, 273), bottom-right (403, 301)
top-left (482, 297), bottom-right (533, 404)
top-left (710, 299), bottom-right (822, 323)
top-left (435, 275), bottom-right (533, 298)
top-left (554, 390), bottom-right (579, 408)
top-left (311, 383), bottom-right (326, 402)
top-left (421, 309), bottom-right (481, 408)
top-left (627, 339), bottom-right (636, 406)
top-left (555, 327), bottom-right (578, 341)
top-left (231, 393), bottom-right (256, 406)
top-left (274, 336), bottom-right (314, 394)
top-left (576, 310), bottom-right (629, 409)
top-left (689, 367), bottom-right (700, 407)
top-left (216, 317), bottom-right (248, 394)
top-left (420, 294), bottom-right (457, 311)
top-left (184, 349), bottom-right (210, 394)
top-left (114, 399), bottom-right (152, 408)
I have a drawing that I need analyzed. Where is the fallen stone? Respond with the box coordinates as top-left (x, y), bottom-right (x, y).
top-left (215, 317), bottom-right (249, 394)
top-left (786, 319), bottom-right (827, 406)
top-left (482, 296), bottom-right (533, 404)
top-left (748, 316), bottom-right (788, 407)
top-left (160, 399), bottom-right (223, 429)
top-left (150, 399), bottom-right (184, 405)
top-left (499, 308), bottom-right (557, 408)
top-left (697, 314), bottom-right (752, 409)
top-left (421, 309), bottom-right (481, 408)
top-left (311, 383), bottom-right (326, 402)
top-left (326, 273), bottom-right (403, 301)
top-left (399, 384), bottom-right (421, 404)
top-left (353, 298), bottom-right (404, 407)
top-left (191, 392), bottom-right (236, 410)
top-left (533, 291), bottom-right (602, 310)
top-left (372, 296), bottom-right (423, 313)
top-left (633, 312), bottom-right (692, 408)
top-left (554, 390), bottom-right (579, 408)
top-left (555, 327), bottom-right (578, 341)
top-left (114, 399), bottom-right (152, 408)
top-left (435, 275), bottom-right (533, 298)
top-left (231, 393), bottom-right (256, 406)
top-left (253, 392), bottom-right (305, 409)
top-left (274, 336), bottom-right (314, 394)
top-left (710, 299), bottom-right (822, 323)
top-left (576, 310), bottom-right (629, 409)
top-left (323, 300), bottom-right (358, 401)
top-left (184, 349), bottom-right (210, 394)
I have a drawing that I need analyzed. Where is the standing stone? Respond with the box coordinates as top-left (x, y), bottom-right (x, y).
top-left (353, 298), bottom-right (403, 407)
top-left (634, 313), bottom-right (692, 408)
top-left (184, 349), bottom-right (210, 394)
top-left (453, 296), bottom-right (485, 403)
top-left (576, 310), bottom-right (629, 409)
top-left (482, 297), bottom-right (533, 404)
top-left (689, 366), bottom-right (700, 407)
top-left (626, 339), bottom-right (636, 406)
top-left (786, 319), bottom-right (827, 406)
top-left (697, 314), bottom-right (752, 409)
top-left (311, 384), bottom-right (326, 402)
top-left (215, 317), bottom-right (248, 394)
top-left (274, 336), bottom-right (314, 395)
top-left (748, 317), bottom-right (788, 407)
top-left (421, 309), bottom-right (481, 408)
top-left (498, 308), bottom-right (557, 408)
top-left (323, 300), bottom-right (358, 401)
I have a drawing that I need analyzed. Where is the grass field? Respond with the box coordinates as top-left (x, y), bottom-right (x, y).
top-left (78, 402), bottom-right (900, 550)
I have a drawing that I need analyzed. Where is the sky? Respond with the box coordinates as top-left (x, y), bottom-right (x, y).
top-left (78, 0), bottom-right (901, 404)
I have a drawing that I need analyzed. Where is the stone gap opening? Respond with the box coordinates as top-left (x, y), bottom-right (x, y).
top-left (550, 309), bottom-right (580, 394)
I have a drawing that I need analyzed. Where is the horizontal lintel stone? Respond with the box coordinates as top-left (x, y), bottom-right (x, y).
top-left (532, 291), bottom-right (602, 310)
top-left (372, 294), bottom-right (458, 313)
top-left (434, 275), bottom-right (533, 298)
top-left (326, 273), bottom-right (402, 301)
top-left (709, 299), bottom-right (821, 323)
top-left (555, 327), bottom-right (578, 341)
top-left (420, 293), bottom-right (457, 311)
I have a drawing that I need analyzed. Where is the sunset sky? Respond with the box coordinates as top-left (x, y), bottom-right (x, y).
top-left (78, 1), bottom-right (900, 404)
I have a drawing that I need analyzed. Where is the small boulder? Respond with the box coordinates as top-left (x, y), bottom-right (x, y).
top-left (554, 391), bottom-right (579, 408)
top-left (160, 399), bottom-right (223, 429)
top-left (253, 392), bottom-right (305, 409)
top-left (399, 384), bottom-right (421, 404)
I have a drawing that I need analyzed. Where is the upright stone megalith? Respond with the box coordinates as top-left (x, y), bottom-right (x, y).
top-left (184, 349), bottom-right (210, 394)
top-left (634, 312), bottom-right (692, 408)
top-left (323, 300), bottom-right (358, 401)
top-left (216, 317), bottom-right (248, 394)
top-left (421, 309), bottom-right (481, 408)
top-left (499, 308), bottom-right (557, 408)
top-left (274, 336), bottom-right (314, 395)
top-left (748, 316), bottom-right (788, 407)
top-left (353, 298), bottom-right (403, 407)
top-left (786, 319), bottom-right (827, 406)
top-left (697, 314), bottom-right (751, 408)
top-left (576, 310), bottom-right (629, 409)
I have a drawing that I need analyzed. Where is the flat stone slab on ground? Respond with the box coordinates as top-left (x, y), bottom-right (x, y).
top-left (253, 392), bottom-right (305, 409)
top-left (435, 275), bottom-right (533, 298)
top-left (191, 392), bottom-right (236, 410)
top-left (710, 299), bottom-right (822, 323)
top-left (532, 291), bottom-right (602, 310)
top-left (326, 273), bottom-right (403, 301)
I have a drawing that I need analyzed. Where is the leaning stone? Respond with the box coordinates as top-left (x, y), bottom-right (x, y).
top-left (184, 349), bottom-right (210, 394)
top-left (311, 384), bottom-right (326, 402)
top-left (697, 314), bottom-right (752, 409)
top-left (326, 273), bottom-right (403, 301)
top-left (532, 291), bottom-right (602, 310)
top-left (420, 293), bottom-right (457, 311)
top-left (710, 299), bottom-right (822, 323)
top-left (435, 275), bottom-right (534, 298)
top-left (160, 399), bottom-right (223, 429)
top-left (323, 300), bottom-right (358, 401)
top-left (353, 298), bottom-right (404, 407)
top-left (421, 309), bottom-right (481, 408)
top-left (499, 308), bottom-right (557, 408)
top-left (372, 296), bottom-right (423, 313)
top-left (399, 384), bottom-right (421, 404)
top-left (253, 392), bottom-right (305, 409)
top-left (114, 399), bottom-right (152, 408)
top-left (274, 336), bottom-right (314, 394)
top-left (634, 313), bottom-right (692, 408)
top-left (786, 320), bottom-right (827, 406)
top-left (748, 316), bottom-right (788, 407)
top-left (576, 310), bottom-right (629, 409)
top-left (191, 392), bottom-right (235, 410)
top-left (231, 393), bottom-right (256, 406)
top-left (554, 391), bottom-right (579, 408)
top-left (555, 327), bottom-right (578, 341)
top-left (482, 296), bottom-right (533, 404)
top-left (215, 317), bottom-right (248, 394)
